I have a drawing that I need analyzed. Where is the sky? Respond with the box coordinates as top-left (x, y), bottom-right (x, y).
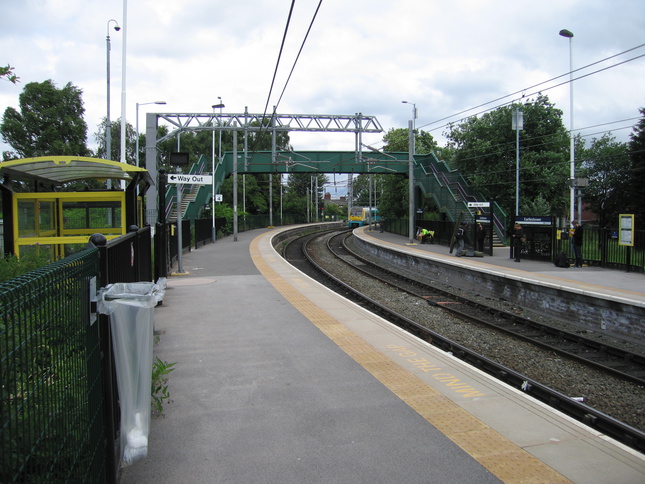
top-left (1, 0), bottom-right (644, 189)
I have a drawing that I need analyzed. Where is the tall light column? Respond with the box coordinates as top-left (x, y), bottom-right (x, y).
top-left (402, 101), bottom-right (417, 244)
top-left (560, 29), bottom-right (575, 223)
top-left (136, 101), bottom-right (165, 166)
top-left (217, 97), bottom-right (224, 167)
top-left (211, 100), bottom-right (225, 242)
top-left (120, 0), bottom-right (128, 165)
top-left (512, 108), bottom-right (523, 216)
top-left (106, 19), bottom-right (120, 162)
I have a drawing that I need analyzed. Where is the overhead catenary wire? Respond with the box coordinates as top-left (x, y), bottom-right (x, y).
top-left (442, 116), bottom-right (643, 164)
top-left (418, 43), bottom-right (645, 134)
top-left (275, 0), bottom-right (324, 109)
top-left (254, 1), bottom-right (324, 150)
top-left (261, 0), bottom-right (296, 121)
top-left (364, 45), bottom-right (644, 155)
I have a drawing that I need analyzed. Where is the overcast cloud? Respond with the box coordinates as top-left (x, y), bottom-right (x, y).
top-left (1, 0), bottom-right (644, 157)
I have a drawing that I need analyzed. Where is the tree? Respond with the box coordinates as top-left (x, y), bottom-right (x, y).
top-left (382, 128), bottom-right (437, 154)
top-left (0, 65), bottom-right (19, 84)
top-left (93, 118), bottom-right (137, 163)
top-left (377, 174), bottom-right (409, 219)
top-left (215, 120), bottom-right (292, 218)
top-left (627, 107), bottom-right (645, 222)
top-left (322, 203), bottom-right (343, 218)
top-left (369, 128), bottom-right (440, 220)
top-left (578, 133), bottom-right (630, 226)
top-left (1, 80), bottom-right (89, 160)
top-left (350, 173), bottom-right (387, 207)
top-left (220, 174), bottom-right (268, 214)
top-left (444, 94), bottom-right (570, 217)
top-left (284, 172), bottom-right (329, 214)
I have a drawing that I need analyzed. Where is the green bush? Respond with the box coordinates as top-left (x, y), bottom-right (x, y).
top-left (0, 250), bottom-right (52, 283)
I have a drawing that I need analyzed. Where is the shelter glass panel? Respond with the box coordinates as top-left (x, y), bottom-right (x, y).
top-left (62, 200), bottom-right (122, 231)
top-left (39, 200), bottom-right (56, 236)
top-left (17, 200), bottom-right (37, 237)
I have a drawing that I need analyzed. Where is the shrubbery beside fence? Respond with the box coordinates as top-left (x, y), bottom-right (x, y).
top-left (1, 248), bottom-right (107, 483)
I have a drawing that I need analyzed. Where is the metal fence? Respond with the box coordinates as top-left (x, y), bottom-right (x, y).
top-left (1, 225), bottom-right (155, 484)
top-left (0, 248), bottom-right (106, 483)
top-left (554, 225), bottom-right (644, 272)
top-left (385, 218), bottom-right (644, 272)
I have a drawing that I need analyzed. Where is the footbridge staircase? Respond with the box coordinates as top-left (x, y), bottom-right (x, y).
top-left (163, 151), bottom-right (507, 242)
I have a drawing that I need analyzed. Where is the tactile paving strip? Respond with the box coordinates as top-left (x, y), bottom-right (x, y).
top-left (251, 235), bottom-right (571, 483)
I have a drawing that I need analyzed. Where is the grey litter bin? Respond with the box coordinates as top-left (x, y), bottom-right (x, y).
top-left (98, 281), bottom-right (164, 467)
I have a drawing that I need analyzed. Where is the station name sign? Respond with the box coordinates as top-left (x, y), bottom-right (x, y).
top-left (167, 174), bottom-right (213, 185)
top-left (515, 216), bottom-right (553, 226)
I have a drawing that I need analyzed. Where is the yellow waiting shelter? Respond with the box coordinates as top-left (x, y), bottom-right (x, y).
top-left (0, 156), bottom-right (153, 259)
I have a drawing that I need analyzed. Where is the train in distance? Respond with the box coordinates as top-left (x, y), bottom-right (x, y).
top-left (348, 206), bottom-right (381, 228)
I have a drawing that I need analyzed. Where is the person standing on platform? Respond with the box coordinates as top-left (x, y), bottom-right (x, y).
top-left (476, 223), bottom-right (486, 252)
top-left (455, 222), bottom-right (466, 256)
top-left (511, 222), bottom-right (525, 262)
top-left (571, 221), bottom-right (584, 268)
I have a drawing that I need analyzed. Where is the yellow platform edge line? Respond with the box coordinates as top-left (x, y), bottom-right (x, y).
top-left (250, 234), bottom-right (571, 484)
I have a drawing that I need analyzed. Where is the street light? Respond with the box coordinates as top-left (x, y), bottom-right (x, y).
top-left (402, 101), bottom-right (417, 244)
top-left (135, 101), bottom-right (166, 166)
top-left (211, 99), bottom-right (225, 242)
top-left (512, 108), bottom-right (524, 216)
top-left (559, 28), bottom-right (575, 223)
top-left (402, 100), bottom-right (418, 136)
top-left (106, 19), bottom-right (120, 162)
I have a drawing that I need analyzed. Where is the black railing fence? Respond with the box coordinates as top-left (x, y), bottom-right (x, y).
top-left (1, 225), bottom-right (155, 484)
top-left (156, 215), bottom-right (310, 278)
top-left (554, 225), bottom-right (644, 272)
top-left (384, 218), bottom-right (644, 272)
top-left (0, 248), bottom-right (107, 483)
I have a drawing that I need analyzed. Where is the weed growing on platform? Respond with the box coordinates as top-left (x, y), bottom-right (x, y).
top-left (151, 357), bottom-right (176, 415)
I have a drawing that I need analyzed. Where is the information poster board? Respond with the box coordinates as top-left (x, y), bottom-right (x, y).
top-left (618, 214), bottom-right (634, 247)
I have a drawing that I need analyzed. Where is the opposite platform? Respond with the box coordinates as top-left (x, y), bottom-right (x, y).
top-left (353, 226), bottom-right (645, 342)
top-left (121, 226), bottom-right (645, 484)
top-left (355, 225), bottom-right (645, 306)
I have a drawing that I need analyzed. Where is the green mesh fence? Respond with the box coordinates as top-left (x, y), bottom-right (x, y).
top-left (1, 248), bottom-right (106, 484)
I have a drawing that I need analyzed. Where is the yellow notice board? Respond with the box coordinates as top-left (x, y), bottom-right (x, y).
top-left (618, 214), bottom-right (634, 246)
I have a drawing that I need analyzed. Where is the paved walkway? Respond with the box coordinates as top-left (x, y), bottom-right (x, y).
top-left (120, 228), bottom-right (501, 483)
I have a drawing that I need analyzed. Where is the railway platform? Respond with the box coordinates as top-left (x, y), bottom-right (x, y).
top-left (121, 225), bottom-right (645, 484)
top-left (354, 226), bottom-right (645, 344)
top-left (357, 225), bottom-right (645, 302)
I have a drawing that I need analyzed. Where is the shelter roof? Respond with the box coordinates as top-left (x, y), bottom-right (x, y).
top-left (0, 156), bottom-right (153, 188)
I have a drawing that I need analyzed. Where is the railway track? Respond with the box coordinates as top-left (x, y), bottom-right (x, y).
top-left (331, 231), bottom-right (645, 386)
top-left (281, 227), bottom-right (645, 453)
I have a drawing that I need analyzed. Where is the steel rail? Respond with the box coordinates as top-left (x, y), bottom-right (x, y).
top-left (336, 232), bottom-right (645, 386)
top-left (284, 228), bottom-right (645, 454)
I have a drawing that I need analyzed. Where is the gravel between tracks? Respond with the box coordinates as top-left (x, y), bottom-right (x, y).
top-left (307, 232), bottom-right (645, 432)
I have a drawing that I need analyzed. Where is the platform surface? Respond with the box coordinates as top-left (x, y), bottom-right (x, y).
top-left (121, 226), bottom-right (645, 484)
top-left (357, 226), bottom-right (645, 307)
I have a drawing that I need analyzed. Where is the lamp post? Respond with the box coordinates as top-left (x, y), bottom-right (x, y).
top-left (106, 19), bottom-right (120, 162)
top-left (211, 100), bottom-right (225, 242)
top-left (120, 0), bottom-right (128, 166)
top-left (559, 28), bottom-right (575, 223)
top-left (402, 101), bottom-right (417, 244)
top-left (136, 101), bottom-right (165, 167)
top-left (512, 108), bottom-right (524, 216)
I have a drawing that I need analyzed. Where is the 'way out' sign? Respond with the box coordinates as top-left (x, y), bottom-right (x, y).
top-left (167, 174), bottom-right (213, 185)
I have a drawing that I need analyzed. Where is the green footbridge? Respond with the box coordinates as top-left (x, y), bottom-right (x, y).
top-left (165, 150), bottom-right (507, 240)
